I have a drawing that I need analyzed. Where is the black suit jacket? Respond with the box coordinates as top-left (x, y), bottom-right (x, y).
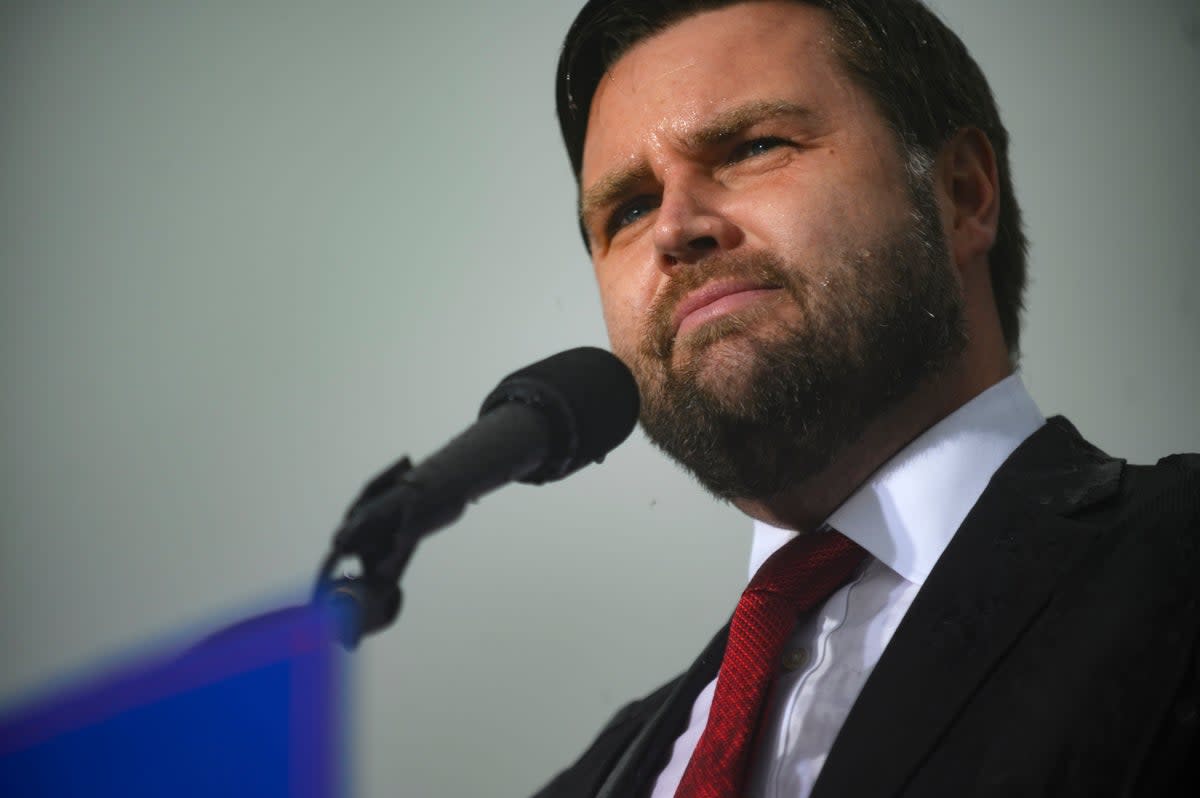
top-left (533, 417), bottom-right (1200, 797)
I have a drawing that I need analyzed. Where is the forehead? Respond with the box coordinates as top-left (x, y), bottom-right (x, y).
top-left (580, 2), bottom-right (849, 183)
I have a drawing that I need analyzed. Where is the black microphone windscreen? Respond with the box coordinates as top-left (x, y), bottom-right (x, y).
top-left (479, 347), bottom-right (640, 484)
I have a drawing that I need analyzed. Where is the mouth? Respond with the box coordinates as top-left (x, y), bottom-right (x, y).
top-left (672, 279), bottom-right (783, 337)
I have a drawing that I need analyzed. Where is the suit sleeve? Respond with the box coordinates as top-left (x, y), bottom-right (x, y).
top-left (1133, 454), bottom-right (1200, 796)
top-left (530, 678), bottom-right (681, 798)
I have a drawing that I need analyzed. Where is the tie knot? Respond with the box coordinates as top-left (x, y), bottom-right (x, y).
top-left (745, 528), bottom-right (866, 603)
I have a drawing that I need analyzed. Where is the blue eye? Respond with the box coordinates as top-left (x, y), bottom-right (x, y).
top-left (609, 196), bottom-right (658, 235)
top-left (730, 136), bottom-right (789, 162)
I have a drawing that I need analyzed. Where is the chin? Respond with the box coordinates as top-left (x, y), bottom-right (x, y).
top-left (687, 343), bottom-right (764, 407)
top-left (674, 317), bottom-right (793, 404)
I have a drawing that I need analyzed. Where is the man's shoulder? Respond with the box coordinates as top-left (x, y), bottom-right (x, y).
top-left (1100, 438), bottom-right (1200, 520)
top-left (1144, 451), bottom-right (1200, 475)
top-left (973, 415), bottom-right (1199, 596)
top-left (1126, 451), bottom-right (1200, 493)
top-left (1041, 416), bottom-right (1198, 534)
top-left (1038, 425), bottom-right (1200, 604)
top-left (1108, 449), bottom-right (1200, 545)
top-left (1003, 415), bottom-right (1199, 507)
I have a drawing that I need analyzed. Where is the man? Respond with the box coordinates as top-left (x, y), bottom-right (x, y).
top-left (536, 1), bottom-right (1199, 796)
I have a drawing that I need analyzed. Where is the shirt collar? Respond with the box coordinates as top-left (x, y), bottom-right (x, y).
top-left (748, 374), bottom-right (1045, 585)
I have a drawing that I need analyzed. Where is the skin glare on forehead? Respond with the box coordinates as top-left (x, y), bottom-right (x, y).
top-left (579, 3), bottom-right (852, 189)
top-left (578, 2), bottom-right (844, 178)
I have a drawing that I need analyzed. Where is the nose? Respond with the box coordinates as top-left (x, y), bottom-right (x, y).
top-left (652, 178), bottom-right (742, 269)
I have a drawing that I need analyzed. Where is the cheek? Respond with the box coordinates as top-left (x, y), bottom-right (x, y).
top-left (599, 301), bottom-right (626, 351)
top-left (594, 263), bottom-right (649, 354)
top-left (743, 144), bottom-right (908, 244)
top-left (734, 187), bottom-right (852, 273)
top-left (595, 256), bottom-right (672, 362)
top-left (747, 175), bottom-right (904, 274)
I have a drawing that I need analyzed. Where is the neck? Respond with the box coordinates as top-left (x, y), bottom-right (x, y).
top-left (733, 355), bottom-right (1011, 532)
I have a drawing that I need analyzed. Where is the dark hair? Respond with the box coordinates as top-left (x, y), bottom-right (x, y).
top-left (556, 0), bottom-right (1027, 360)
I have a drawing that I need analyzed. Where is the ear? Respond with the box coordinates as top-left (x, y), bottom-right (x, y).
top-left (936, 127), bottom-right (1000, 275)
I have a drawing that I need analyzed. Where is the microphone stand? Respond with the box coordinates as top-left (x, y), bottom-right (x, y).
top-left (311, 454), bottom-right (431, 650)
top-left (310, 403), bottom-right (555, 649)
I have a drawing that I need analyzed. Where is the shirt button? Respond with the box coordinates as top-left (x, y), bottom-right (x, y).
top-left (782, 648), bottom-right (810, 671)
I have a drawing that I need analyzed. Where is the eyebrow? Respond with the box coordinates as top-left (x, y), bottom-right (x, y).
top-left (578, 99), bottom-right (819, 234)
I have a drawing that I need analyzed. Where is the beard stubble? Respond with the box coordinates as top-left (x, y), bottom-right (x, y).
top-left (625, 175), bottom-right (968, 502)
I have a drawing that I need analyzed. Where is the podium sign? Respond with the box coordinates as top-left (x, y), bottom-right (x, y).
top-left (1, 604), bottom-right (347, 798)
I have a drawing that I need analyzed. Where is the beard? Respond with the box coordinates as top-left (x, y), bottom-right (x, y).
top-left (625, 174), bottom-right (967, 502)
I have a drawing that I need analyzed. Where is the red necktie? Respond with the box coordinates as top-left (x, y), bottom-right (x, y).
top-left (675, 529), bottom-right (867, 798)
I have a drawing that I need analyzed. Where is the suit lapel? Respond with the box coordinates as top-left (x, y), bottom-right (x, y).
top-left (812, 417), bottom-right (1125, 798)
top-left (596, 623), bottom-right (729, 798)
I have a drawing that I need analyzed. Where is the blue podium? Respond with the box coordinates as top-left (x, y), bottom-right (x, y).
top-left (0, 604), bottom-right (348, 798)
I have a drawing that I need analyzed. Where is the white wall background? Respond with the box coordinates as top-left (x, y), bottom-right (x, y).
top-left (1, 1), bottom-right (1197, 795)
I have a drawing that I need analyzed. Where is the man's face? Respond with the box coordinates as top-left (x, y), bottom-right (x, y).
top-left (579, 1), bottom-right (966, 501)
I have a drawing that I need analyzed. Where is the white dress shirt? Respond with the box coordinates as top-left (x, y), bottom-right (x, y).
top-left (649, 375), bottom-right (1045, 798)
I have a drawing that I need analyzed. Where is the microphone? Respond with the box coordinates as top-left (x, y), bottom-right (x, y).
top-left (332, 347), bottom-right (640, 560)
